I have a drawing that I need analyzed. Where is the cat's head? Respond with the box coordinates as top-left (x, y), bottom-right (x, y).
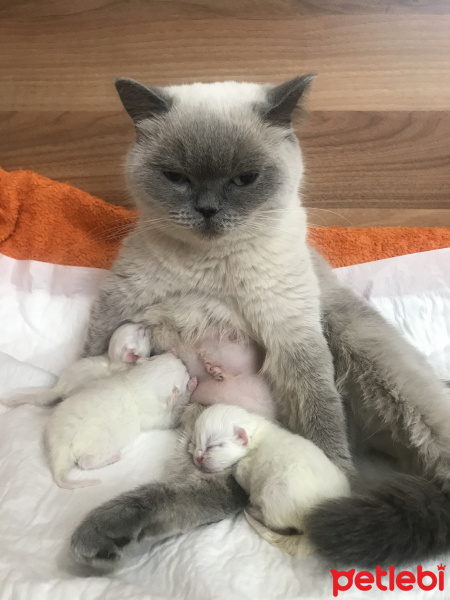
top-left (190, 404), bottom-right (251, 472)
top-left (115, 76), bottom-right (314, 240)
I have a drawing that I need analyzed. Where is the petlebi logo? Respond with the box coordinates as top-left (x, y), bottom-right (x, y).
top-left (331, 564), bottom-right (446, 596)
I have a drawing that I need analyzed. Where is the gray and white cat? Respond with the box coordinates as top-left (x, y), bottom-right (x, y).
top-left (71, 76), bottom-right (450, 569)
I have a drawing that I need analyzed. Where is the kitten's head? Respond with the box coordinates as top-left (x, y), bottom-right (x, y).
top-left (190, 404), bottom-right (251, 472)
top-left (115, 76), bottom-right (314, 240)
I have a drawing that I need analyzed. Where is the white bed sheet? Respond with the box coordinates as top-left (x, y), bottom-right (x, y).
top-left (0, 249), bottom-right (449, 600)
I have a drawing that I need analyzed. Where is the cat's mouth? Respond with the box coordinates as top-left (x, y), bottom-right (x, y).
top-left (168, 211), bottom-right (242, 239)
top-left (196, 217), bottom-right (225, 238)
top-left (177, 216), bottom-right (228, 239)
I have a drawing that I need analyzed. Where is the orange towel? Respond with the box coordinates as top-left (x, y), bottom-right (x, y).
top-left (0, 168), bottom-right (449, 270)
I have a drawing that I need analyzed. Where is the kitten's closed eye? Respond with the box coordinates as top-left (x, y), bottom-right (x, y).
top-left (230, 173), bottom-right (259, 186)
top-left (163, 171), bottom-right (190, 185)
top-left (206, 442), bottom-right (225, 450)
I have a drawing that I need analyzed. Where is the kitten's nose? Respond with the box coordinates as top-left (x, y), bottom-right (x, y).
top-left (195, 452), bottom-right (204, 465)
top-left (195, 206), bottom-right (219, 219)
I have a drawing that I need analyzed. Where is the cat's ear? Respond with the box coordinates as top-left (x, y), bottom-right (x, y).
top-left (234, 426), bottom-right (248, 446)
top-left (115, 78), bottom-right (172, 123)
top-left (262, 74), bottom-right (315, 126)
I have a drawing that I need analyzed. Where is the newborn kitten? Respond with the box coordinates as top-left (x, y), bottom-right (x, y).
top-left (191, 404), bottom-right (350, 555)
top-left (1, 324), bottom-right (151, 408)
top-left (46, 331), bottom-right (196, 489)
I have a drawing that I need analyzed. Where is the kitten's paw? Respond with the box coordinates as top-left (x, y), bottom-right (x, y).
top-left (109, 324), bottom-right (151, 364)
top-left (70, 503), bottom-right (140, 568)
top-left (204, 362), bottom-right (225, 381)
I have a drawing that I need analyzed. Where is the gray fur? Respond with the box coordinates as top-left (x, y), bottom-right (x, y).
top-left (115, 78), bottom-right (172, 123)
top-left (71, 406), bottom-right (248, 568)
top-left (304, 475), bottom-right (450, 567)
top-left (125, 111), bottom-right (290, 238)
top-left (72, 77), bottom-right (450, 568)
top-left (262, 74), bottom-right (315, 125)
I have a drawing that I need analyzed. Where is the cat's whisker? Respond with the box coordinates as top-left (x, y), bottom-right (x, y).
top-left (306, 207), bottom-right (355, 227)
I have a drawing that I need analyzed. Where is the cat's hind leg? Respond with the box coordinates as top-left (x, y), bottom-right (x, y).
top-left (77, 453), bottom-right (121, 471)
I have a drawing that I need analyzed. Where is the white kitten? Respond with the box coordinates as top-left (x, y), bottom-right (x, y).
top-left (45, 328), bottom-right (196, 489)
top-left (1, 323), bottom-right (151, 408)
top-left (190, 404), bottom-right (350, 555)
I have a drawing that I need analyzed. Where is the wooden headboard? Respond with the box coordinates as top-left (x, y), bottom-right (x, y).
top-left (1, 0), bottom-right (449, 226)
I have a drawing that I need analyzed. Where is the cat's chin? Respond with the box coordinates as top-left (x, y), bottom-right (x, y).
top-left (194, 227), bottom-right (227, 240)
top-left (188, 218), bottom-right (233, 239)
top-left (174, 221), bottom-right (233, 242)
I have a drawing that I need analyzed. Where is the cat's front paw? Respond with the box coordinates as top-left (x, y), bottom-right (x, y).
top-left (70, 502), bottom-right (142, 568)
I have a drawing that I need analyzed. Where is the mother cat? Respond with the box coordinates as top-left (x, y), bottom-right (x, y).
top-left (71, 76), bottom-right (450, 567)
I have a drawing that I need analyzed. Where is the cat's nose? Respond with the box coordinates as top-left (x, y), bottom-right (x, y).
top-left (195, 206), bottom-right (220, 219)
top-left (195, 452), bottom-right (204, 465)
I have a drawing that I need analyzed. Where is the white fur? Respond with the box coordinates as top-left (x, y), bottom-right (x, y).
top-left (166, 81), bottom-right (268, 113)
top-left (47, 353), bottom-right (192, 489)
top-left (191, 404), bottom-right (350, 554)
top-left (0, 324), bottom-right (150, 408)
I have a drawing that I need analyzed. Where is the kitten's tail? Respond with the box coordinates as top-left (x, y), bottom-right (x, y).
top-left (50, 447), bottom-right (99, 490)
top-left (0, 387), bottom-right (62, 408)
top-left (303, 474), bottom-right (450, 566)
top-left (244, 511), bottom-right (313, 557)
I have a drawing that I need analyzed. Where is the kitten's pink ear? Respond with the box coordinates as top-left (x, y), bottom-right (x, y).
top-left (234, 426), bottom-right (248, 446)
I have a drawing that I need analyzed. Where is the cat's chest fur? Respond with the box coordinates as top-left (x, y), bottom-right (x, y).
top-left (114, 223), bottom-right (320, 328)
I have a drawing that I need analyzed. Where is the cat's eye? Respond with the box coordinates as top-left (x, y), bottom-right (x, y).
top-left (163, 171), bottom-right (190, 185)
top-left (205, 442), bottom-right (223, 451)
top-left (230, 172), bottom-right (259, 186)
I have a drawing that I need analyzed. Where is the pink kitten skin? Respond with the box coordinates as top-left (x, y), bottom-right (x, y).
top-left (177, 334), bottom-right (275, 420)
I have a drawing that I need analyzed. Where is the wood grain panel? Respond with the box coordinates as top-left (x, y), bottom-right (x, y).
top-left (0, 111), bottom-right (134, 206)
top-left (2, 111), bottom-right (448, 218)
top-left (305, 208), bottom-right (450, 227)
top-left (1, 14), bottom-right (450, 110)
top-left (1, 0), bottom-right (449, 227)
top-left (1, 0), bottom-right (450, 19)
top-left (301, 111), bottom-right (450, 209)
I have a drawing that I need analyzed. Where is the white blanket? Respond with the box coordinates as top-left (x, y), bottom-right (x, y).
top-left (1, 249), bottom-right (449, 600)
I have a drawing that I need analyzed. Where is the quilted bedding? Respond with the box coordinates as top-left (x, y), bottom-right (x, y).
top-left (0, 248), bottom-right (449, 600)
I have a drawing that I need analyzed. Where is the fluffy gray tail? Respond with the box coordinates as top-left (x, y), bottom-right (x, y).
top-left (303, 475), bottom-right (450, 567)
